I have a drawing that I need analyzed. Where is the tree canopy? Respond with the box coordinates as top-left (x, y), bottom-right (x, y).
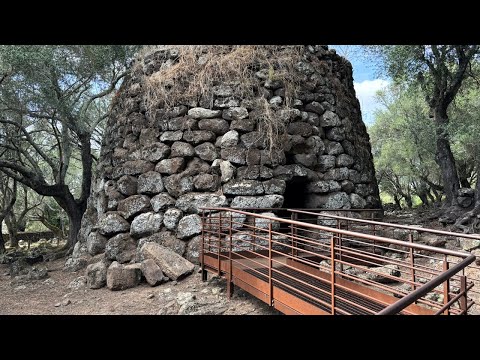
top-left (0, 45), bottom-right (139, 249)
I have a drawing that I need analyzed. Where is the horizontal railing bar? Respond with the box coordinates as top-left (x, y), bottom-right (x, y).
top-left (202, 207), bottom-right (472, 258)
top-left (291, 209), bottom-right (480, 240)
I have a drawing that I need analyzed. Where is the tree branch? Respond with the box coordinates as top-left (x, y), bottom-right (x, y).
top-left (0, 117), bottom-right (58, 173)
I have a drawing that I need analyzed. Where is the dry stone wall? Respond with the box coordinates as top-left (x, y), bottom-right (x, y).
top-left (75, 45), bottom-right (381, 290)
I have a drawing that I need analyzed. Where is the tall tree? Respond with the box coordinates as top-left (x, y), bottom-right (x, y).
top-left (368, 45), bottom-right (479, 206)
top-left (370, 84), bottom-right (442, 208)
top-left (0, 175), bottom-right (16, 254)
top-left (0, 45), bottom-right (139, 250)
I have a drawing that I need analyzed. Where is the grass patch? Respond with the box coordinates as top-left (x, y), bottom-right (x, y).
top-left (134, 45), bottom-right (328, 154)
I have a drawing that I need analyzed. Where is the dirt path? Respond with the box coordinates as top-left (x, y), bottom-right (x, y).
top-left (0, 258), bottom-right (278, 315)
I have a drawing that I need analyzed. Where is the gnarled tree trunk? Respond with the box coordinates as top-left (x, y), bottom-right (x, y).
top-left (433, 108), bottom-right (460, 207)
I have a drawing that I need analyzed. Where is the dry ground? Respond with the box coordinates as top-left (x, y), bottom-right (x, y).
top-left (0, 257), bottom-right (278, 315)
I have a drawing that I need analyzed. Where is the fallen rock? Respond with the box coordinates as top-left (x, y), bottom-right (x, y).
top-left (461, 239), bottom-right (480, 252)
top-left (28, 264), bottom-right (49, 280)
top-left (137, 231), bottom-right (186, 257)
top-left (361, 264), bottom-right (401, 284)
top-left (43, 278), bottom-right (56, 286)
top-left (141, 259), bottom-right (165, 286)
top-left (68, 276), bottom-right (87, 291)
top-left (9, 258), bottom-right (30, 277)
top-left (64, 257), bottom-right (88, 272)
top-left (176, 291), bottom-right (196, 306)
top-left (139, 242), bottom-right (195, 280)
top-left (107, 261), bottom-right (142, 291)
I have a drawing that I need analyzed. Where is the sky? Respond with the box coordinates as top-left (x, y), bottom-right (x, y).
top-left (330, 45), bottom-right (389, 125)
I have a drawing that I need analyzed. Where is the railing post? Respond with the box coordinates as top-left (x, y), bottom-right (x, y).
top-left (227, 212), bottom-right (234, 299)
top-left (460, 275), bottom-right (467, 315)
top-left (252, 215), bottom-right (256, 253)
top-left (268, 223), bottom-right (273, 306)
top-left (336, 220), bottom-right (343, 274)
top-left (409, 233), bottom-right (416, 292)
top-left (291, 212), bottom-right (298, 258)
top-left (443, 255), bottom-right (450, 315)
top-left (207, 212), bottom-right (212, 252)
top-left (201, 210), bottom-right (207, 282)
top-left (217, 212), bottom-right (222, 276)
top-left (330, 235), bottom-right (335, 315)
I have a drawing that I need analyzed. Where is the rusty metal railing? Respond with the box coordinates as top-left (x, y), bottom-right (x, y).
top-left (200, 207), bottom-right (476, 315)
top-left (289, 209), bottom-right (480, 314)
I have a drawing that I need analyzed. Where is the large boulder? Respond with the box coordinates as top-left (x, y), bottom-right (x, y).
top-left (114, 160), bottom-right (155, 178)
top-left (86, 231), bottom-right (108, 256)
top-left (349, 193), bottom-right (367, 209)
top-left (188, 107), bottom-right (222, 119)
top-left (223, 107), bottom-right (248, 121)
top-left (163, 208), bottom-right (183, 230)
top-left (171, 141), bottom-right (195, 157)
top-left (138, 231), bottom-right (186, 257)
top-left (175, 193), bottom-right (228, 213)
top-left (361, 264), bottom-right (401, 284)
top-left (137, 171), bottom-right (164, 195)
top-left (64, 257), bottom-right (88, 272)
top-left (141, 259), bottom-right (165, 286)
top-left (139, 242), bottom-right (195, 280)
top-left (117, 195), bottom-right (152, 220)
top-left (86, 260), bottom-right (108, 289)
top-left (130, 212), bottom-right (164, 238)
top-left (194, 142), bottom-right (218, 161)
top-left (230, 195), bottom-right (284, 208)
top-left (98, 213), bottom-right (130, 236)
top-left (177, 214), bottom-right (202, 239)
top-left (151, 193), bottom-right (176, 212)
top-left (198, 118), bottom-right (229, 135)
top-left (223, 180), bottom-right (264, 196)
top-left (163, 174), bottom-right (194, 197)
top-left (106, 261), bottom-right (142, 291)
top-left (105, 233), bottom-right (137, 263)
top-left (116, 175), bottom-right (138, 196)
top-left (155, 158), bottom-right (185, 175)
top-left (186, 236), bottom-right (201, 264)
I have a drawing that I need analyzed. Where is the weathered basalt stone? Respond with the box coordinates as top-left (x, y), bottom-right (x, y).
top-left (139, 242), bottom-right (195, 280)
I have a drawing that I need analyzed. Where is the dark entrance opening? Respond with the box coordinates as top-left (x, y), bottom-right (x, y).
top-left (283, 178), bottom-right (309, 209)
top-left (275, 177), bottom-right (314, 236)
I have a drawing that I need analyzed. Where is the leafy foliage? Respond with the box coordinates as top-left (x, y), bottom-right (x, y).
top-left (0, 45), bottom-right (140, 248)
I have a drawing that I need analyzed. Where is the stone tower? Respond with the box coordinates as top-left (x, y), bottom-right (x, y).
top-left (73, 45), bottom-right (381, 289)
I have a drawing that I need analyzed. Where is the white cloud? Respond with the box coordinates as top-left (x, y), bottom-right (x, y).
top-left (354, 79), bottom-right (390, 125)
